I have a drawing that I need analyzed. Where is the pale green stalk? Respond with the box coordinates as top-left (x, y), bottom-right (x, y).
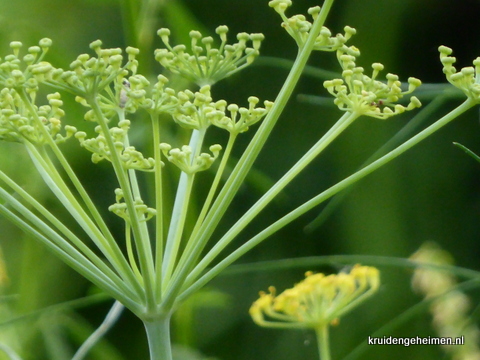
top-left (23, 144), bottom-right (143, 292)
top-left (184, 111), bottom-right (358, 284)
top-left (192, 132), bottom-right (237, 236)
top-left (304, 91), bottom-right (456, 232)
top-left (125, 223), bottom-right (144, 282)
top-left (151, 113), bottom-right (165, 301)
top-left (144, 315), bottom-right (173, 360)
top-left (118, 110), bottom-right (144, 201)
top-left (162, 128), bottom-right (206, 287)
top-left (0, 203), bottom-right (142, 312)
top-left (316, 325), bottom-right (331, 360)
top-left (162, 172), bottom-right (195, 285)
top-left (179, 98), bottom-right (475, 302)
top-left (177, 132), bottom-right (237, 270)
top-left (0, 343), bottom-right (23, 360)
top-left (162, 0), bottom-right (336, 309)
top-left (72, 301), bottom-right (125, 360)
top-left (0, 172), bottom-right (138, 300)
top-left (16, 90), bottom-right (139, 289)
top-left (88, 95), bottom-right (157, 311)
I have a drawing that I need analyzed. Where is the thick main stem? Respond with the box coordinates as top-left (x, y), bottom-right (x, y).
top-left (144, 315), bottom-right (173, 360)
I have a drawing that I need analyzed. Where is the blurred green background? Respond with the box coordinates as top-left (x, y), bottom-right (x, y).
top-left (0, 0), bottom-right (480, 359)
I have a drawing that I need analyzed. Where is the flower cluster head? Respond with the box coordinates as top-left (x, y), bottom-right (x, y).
top-left (75, 120), bottom-right (156, 171)
top-left (250, 265), bottom-right (380, 329)
top-left (109, 188), bottom-right (156, 223)
top-left (136, 75), bottom-right (179, 115)
top-left (439, 46), bottom-right (480, 103)
top-left (0, 38), bottom-right (53, 94)
top-left (159, 143), bottom-right (222, 175)
top-left (155, 26), bottom-right (264, 86)
top-left (410, 242), bottom-right (480, 359)
top-left (171, 85), bottom-right (223, 130)
top-left (53, 40), bottom-right (139, 98)
top-left (0, 90), bottom-right (76, 145)
top-left (324, 49), bottom-right (422, 119)
top-left (269, 0), bottom-right (356, 51)
top-left (210, 96), bottom-right (274, 135)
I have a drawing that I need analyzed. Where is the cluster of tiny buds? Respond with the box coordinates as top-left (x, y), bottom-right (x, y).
top-left (324, 50), bottom-right (422, 119)
top-left (250, 264), bottom-right (380, 329)
top-left (155, 26), bottom-right (264, 86)
top-left (108, 188), bottom-right (156, 222)
top-left (75, 120), bottom-right (156, 171)
top-left (169, 85), bottom-right (273, 135)
top-left (210, 97), bottom-right (274, 135)
top-left (269, 0), bottom-right (356, 52)
top-left (439, 46), bottom-right (480, 102)
top-left (0, 39), bottom-right (53, 95)
top-left (159, 143), bottom-right (222, 175)
top-left (62, 40), bottom-right (139, 95)
top-left (0, 89), bottom-right (76, 145)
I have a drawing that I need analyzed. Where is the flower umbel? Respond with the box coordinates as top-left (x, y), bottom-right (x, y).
top-left (155, 26), bottom-right (264, 86)
top-left (250, 265), bottom-right (380, 329)
top-left (269, 0), bottom-right (356, 51)
top-left (439, 46), bottom-right (480, 102)
top-left (324, 49), bottom-right (422, 119)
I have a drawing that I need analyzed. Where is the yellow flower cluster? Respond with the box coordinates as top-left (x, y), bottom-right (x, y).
top-left (250, 264), bottom-right (380, 329)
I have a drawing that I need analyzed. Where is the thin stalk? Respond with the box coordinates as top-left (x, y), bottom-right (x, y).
top-left (23, 143), bottom-right (144, 297)
top-left (316, 325), bottom-right (331, 360)
top-left (0, 175), bottom-right (138, 300)
top-left (177, 132), bottom-right (237, 270)
top-left (161, 0), bottom-right (336, 309)
top-left (0, 343), bottom-right (23, 360)
top-left (89, 95), bottom-right (156, 311)
top-left (17, 89), bottom-right (121, 256)
top-left (304, 90), bottom-right (454, 232)
top-left (192, 132), bottom-right (237, 236)
top-left (179, 98), bottom-right (475, 302)
top-left (143, 315), bottom-right (173, 360)
top-left (72, 301), bottom-right (125, 360)
top-left (126, 223), bottom-right (144, 283)
top-left (162, 173), bottom-right (195, 285)
top-left (0, 204), bottom-right (142, 313)
top-left (162, 128), bottom-right (206, 287)
top-left (151, 114), bottom-right (165, 301)
top-left (185, 111), bottom-right (357, 284)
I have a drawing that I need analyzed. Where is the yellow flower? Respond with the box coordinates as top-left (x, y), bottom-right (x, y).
top-left (250, 264), bottom-right (380, 329)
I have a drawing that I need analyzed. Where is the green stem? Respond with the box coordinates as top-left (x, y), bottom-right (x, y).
top-left (0, 203), bottom-right (142, 313)
top-left (151, 114), bottom-right (165, 301)
top-left (161, 0), bottom-right (336, 309)
top-left (89, 95), bottom-right (156, 311)
top-left (192, 132), bottom-right (237, 237)
top-left (184, 111), bottom-right (357, 285)
top-left (162, 128), bottom-right (205, 287)
top-left (23, 143), bottom-right (144, 297)
top-left (17, 90), bottom-right (134, 283)
top-left (0, 171), bottom-right (139, 301)
top-left (316, 325), bottom-right (331, 360)
top-left (304, 90), bottom-right (455, 232)
top-left (72, 301), bottom-right (124, 360)
top-left (179, 98), bottom-right (475, 303)
top-left (177, 132), bottom-right (237, 271)
top-left (143, 315), bottom-right (173, 360)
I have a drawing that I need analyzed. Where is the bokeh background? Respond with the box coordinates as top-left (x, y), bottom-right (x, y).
top-left (0, 0), bottom-right (480, 359)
